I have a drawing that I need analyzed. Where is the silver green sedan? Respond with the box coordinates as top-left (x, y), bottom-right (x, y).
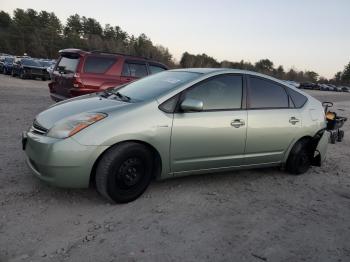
top-left (22, 69), bottom-right (329, 203)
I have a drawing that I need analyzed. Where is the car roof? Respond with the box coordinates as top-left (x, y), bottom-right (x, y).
top-left (58, 48), bottom-right (168, 67)
top-left (169, 68), bottom-right (281, 79)
top-left (168, 67), bottom-right (312, 96)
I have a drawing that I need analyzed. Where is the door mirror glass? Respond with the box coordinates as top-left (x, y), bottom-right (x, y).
top-left (180, 98), bottom-right (203, 112)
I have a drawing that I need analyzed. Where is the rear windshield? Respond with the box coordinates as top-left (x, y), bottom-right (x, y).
top-left (22, 59), bottom-right (41, 67)
top-left (117, 71), bottom-right (201, 101)
top-left (57, 56), bottom-right (80, 73)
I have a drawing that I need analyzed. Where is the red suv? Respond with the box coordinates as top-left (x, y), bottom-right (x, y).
top-left (48, 49), bottom-right (168, 101)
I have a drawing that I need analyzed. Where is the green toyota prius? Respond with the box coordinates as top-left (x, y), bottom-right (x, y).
top-left (22, 68), bottom-right (330, 203)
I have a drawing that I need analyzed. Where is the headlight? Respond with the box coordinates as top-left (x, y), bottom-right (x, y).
top-left (47, 112), bottom-right (107, 139)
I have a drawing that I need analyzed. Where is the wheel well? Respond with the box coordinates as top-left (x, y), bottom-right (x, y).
top-left (289, 133), bottom-right (324, 167)
top-left (294, 136), bottom-right (314, 153)
top-left (89, 140), bottom-right (162, 187)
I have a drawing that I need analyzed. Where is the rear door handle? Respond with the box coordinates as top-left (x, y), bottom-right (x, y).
top-left (231, 119), bottom-right (245, 128)
top-left (289, 117), bottom-right (300, 125)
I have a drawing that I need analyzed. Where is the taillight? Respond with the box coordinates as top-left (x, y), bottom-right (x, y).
top-left (73, 73), bottom-right (84, 88)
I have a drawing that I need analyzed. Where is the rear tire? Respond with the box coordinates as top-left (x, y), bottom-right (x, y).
top-left (95, 142), bottom-right (153, 203)
top-left (286, 139), bottom-right (311, 175)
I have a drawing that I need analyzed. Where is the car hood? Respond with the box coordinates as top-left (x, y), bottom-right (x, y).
top-left (35, 95), bottom-right (131, 129)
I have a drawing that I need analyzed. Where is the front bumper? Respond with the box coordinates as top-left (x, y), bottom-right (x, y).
top-left (23, 131), bottom-right (108, 188)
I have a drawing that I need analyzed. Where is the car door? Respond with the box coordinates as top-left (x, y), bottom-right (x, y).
top-left (245, 76), bottom-right (301, 165)
top-left (170, 74), bottom-right (247, 173)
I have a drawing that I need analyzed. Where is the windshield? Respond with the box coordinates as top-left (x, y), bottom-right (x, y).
top-left (116, 71), bottom-right (201, 101)
top-left (22, 59), bottom-right (41, 67)
top-left (5, 57), bottom-right (14, 63)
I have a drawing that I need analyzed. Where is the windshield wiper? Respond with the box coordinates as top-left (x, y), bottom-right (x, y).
top-left (115, 91), bottom-right (131, 102)
top-left (100, 89), bottom-right (131, 102)
top-left (100, 89), bottom-right (114, 98)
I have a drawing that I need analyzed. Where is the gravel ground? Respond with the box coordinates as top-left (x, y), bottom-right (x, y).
top-left (0, 74), bottom-right (350, 262)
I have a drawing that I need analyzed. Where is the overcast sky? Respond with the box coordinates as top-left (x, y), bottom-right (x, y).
top-left (1, 0), bottom-right (349, 78)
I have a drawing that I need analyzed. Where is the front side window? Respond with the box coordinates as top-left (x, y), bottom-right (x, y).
top-left (184, 75), bottom-right (243, 110)
top-left (122, 62), bottom-right (148, 78)
top-left (248, 77), bottom-right (289, 109)
top-left (84, 56), bottom-right (116, 74)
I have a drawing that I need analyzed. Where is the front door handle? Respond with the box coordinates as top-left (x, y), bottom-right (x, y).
top-left (231, 119), bottom-right (245, 128)
top-left (289, 117), bottom-right (300, 125)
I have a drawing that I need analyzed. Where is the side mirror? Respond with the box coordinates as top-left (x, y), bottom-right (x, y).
top-left (180, 98), bottom-right (203, 112)
top-left (57, 66), bottom-right (66, 74)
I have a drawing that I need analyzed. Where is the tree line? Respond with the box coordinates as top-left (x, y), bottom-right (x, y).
top-left (180, 52), bottom-right (350, 85)
top-left (0, 8), bottom-right (349, 84)
top-left (0, 9), bottom-right (174, 66)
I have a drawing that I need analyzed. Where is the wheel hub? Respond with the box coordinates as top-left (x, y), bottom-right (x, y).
top-left (117, 158), bottom-right (143, 187)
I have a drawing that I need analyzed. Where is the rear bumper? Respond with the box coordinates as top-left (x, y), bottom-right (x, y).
top-left (49, 93), bottom-right (68, 102)
top-left (23, 131), bottom-right (108, 188)
top-left (312, 130), bottom-right (329, 166)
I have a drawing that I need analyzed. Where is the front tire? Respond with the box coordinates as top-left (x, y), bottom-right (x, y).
top-left (95, 142), bottom-right (153, 203)
top-left (286, 139), bottom-right (311, 175)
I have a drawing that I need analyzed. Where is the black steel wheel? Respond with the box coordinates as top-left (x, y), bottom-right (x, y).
top-left (95, 142), bottom-right (153, 203)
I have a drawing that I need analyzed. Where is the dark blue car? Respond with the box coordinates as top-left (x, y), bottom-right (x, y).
top-left (12, 58), bottom-right (50, 80)
top-left (0, 56), bottom-right (14, 75)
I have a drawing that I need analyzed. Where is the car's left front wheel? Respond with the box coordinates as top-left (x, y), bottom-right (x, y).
top-left (95, 142), bottom-right (153, 203)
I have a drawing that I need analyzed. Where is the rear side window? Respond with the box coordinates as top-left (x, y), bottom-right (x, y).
top-left (83, 56), bottom-right (116, 74)
top-left (185, 75), bottom-right (243, 110)
top-left (149, 65), bottom-right (166, 74)
top-left (122, 62), bottom-right (148, 78)
top-left (288, 88), bottom-right (308, 108)
top-left (249, 77), bottom-right (289, 109)
top-left (57, 56), bottom-right (79, 73)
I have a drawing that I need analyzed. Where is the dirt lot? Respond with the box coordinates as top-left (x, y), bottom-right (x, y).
top-left (0, 74), bottom-right (350, 262)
